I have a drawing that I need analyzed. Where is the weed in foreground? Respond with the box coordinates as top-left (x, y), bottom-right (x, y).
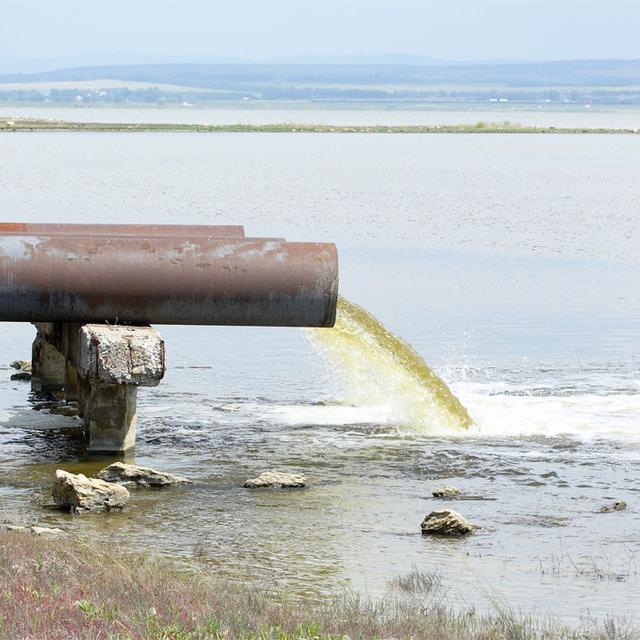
top-left (0, 531), bottom-right (636, 640)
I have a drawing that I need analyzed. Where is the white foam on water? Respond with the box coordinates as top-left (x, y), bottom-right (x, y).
top-left (299, 298), bottom-right (640, 442)
top-left (455, 382), bottom-right (640, 442)
top-left (217, 402), bottom-right (396, 427)
top-left (220, 389), bottom-right (640, 444)
top-left (0, 408), bottom-right (82, 431)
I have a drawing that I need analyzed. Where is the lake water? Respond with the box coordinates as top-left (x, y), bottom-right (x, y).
top-left (0, 130), bottom-right (639, 625)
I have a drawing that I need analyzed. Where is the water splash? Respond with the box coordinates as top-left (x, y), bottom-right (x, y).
top-left (306, 297), bottom-right (472, 431)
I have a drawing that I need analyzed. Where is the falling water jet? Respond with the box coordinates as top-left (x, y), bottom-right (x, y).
top-left (306, 297), bottom-right (472, 431)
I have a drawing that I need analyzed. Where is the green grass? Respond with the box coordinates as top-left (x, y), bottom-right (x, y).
top-left (0, 118), bottom-right (639, 134)
top-left (0, 530), bottom-right (637, 640)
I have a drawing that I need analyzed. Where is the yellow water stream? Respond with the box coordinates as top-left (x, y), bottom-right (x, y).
top-left (307, 297), bottom-right (472, 431)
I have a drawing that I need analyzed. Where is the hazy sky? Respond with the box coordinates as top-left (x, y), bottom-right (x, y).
top-left (1, 0), bottom-right (639, 69)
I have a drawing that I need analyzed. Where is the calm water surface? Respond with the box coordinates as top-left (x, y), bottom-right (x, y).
top-left (0, 131), bottom-right (638, 624)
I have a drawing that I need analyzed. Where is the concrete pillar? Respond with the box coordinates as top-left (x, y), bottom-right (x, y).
top-left (77, 377), bottom-right (91, 419)
top-left (64, 361), bottom-right (80, 402)
top-left (85, 383), bottom-right (138, 453)
top-left (67, 324), bottom-right (164, 452)
top-left (31, 332), bottom-right (65, 392)
top-left (27, 322), bottom-right (164, 453)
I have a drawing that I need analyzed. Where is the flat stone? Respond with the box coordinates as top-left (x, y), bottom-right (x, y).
top-left (599, 500), bottom-right (627, 513)
top-left (96, 462), bottom-right (191, 487)
top-left (432, 486), bottom-right (461, 498)
top-left (1, 524), bottom-right (66, 536)
top-left (2, 525), bottom-right (28, 533)
top-left (52, 469), bottom-right (129, 513)
top-left (420, 509), bottom-right (476, 536)
top-left (244, 470), bottom-right (307, 489)
top-left (30, 526), bottom-right (66, 536)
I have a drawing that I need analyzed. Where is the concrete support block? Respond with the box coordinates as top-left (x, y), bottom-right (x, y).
top-left (65, 324), bottom-right (165, 386)
top-left (85, 384), bottom-right (138, 453)
top-left (68, 324), bottom-right (163, 452)
top-left (31, 331), bottom-right (65, 392)
top-left (28, 322), bottom-right (165, 452)
top-left (64, 361), bottom-right (80, 402)
top-left (77, 377), bottom-right (91, 419)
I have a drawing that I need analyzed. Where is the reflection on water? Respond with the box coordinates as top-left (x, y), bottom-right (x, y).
top-left (0, 129), bottom-right (639, 624)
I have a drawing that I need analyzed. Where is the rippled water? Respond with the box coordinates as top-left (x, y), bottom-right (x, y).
top-left (0, 129), bottom-right (639, 624)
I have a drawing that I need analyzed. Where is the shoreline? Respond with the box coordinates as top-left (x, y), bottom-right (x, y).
top-left (1, 117), bottom-right (639, 133)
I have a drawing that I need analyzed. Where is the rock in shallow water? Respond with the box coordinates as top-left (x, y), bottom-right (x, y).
top-left (96, 462), bottom-right (191, 487)
top-left (31, 526), bottom-right (66, 537)
top-left (9, 360), bottom-right (32, 380)
top-left (420, 509), bottom-right (477, 536)
top-left (432, 486), bottom-right (461, 498)
top-left (243, 470), bottom-right (307, 488)
top-left (599, 500), bottom-right (627, 513)
top-left (52, 470), bottom-right (129, 513)
top-left (1, 524), bottom-right (66, 536)
top-left (10, 359), bottom-right (31, 372)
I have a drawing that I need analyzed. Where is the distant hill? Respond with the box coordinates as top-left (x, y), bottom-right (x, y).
top-left (1, 59), bottom-right (639, 105)
top-left (2, 59), bottom-right (639, 88)
top-left (267, 54), bottom-right (452, 65)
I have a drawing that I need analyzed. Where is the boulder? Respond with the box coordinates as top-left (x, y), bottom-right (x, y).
top-left (432, 486), bottom-right (461, 498)
top-left (52, 469), bottom-right (129, 513)
top-left (10, 360), bottom-right (31, 372)
top-left (599, 500), bottom-right (627, 513)
top-left (420, 509), bottom-right (476, 536)
top-left (96, 462), bottom-right (191, 487)
top-left (244, 470), bottom-right (307, 489)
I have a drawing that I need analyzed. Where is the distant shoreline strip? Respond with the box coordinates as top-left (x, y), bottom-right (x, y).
top-left (1, 119), bottom-right (639, 134)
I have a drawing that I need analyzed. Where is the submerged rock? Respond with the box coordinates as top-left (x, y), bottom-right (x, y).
top-left (52, 470), bottom-right (129, 513)
top-left (10, 371), bottom-right (32, 381)
top-left (96, 462), bottom-right (191, 487)
top-left (244, 470), bottom-right (307, 489)
top-left (1, 525), bottom-right (29, 533)
top-left (49, 404), bottom-right (80, 417)
top-left (432, 486), bottom-right (461, 498)
top-left (599, 500), bottom-right (627, 513)
top-left (33, 400), bottom-right (79, 417)
top-left (2, 524), bottom-right (66, 536)
top-left (420, 509), bottom-right (476, 536)
top-left (30, 526), bottom-right (66, 537)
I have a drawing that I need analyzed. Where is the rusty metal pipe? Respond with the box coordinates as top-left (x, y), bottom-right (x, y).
top-left (0, 235), bottom-right (338, 327)
top-left (0, 223), bottom-right (245, 238)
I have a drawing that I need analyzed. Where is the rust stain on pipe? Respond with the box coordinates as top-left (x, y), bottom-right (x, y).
top-left (0, 235), bottom-right (338, 327)
top-left (0, 223), bottom-right (245, 238)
